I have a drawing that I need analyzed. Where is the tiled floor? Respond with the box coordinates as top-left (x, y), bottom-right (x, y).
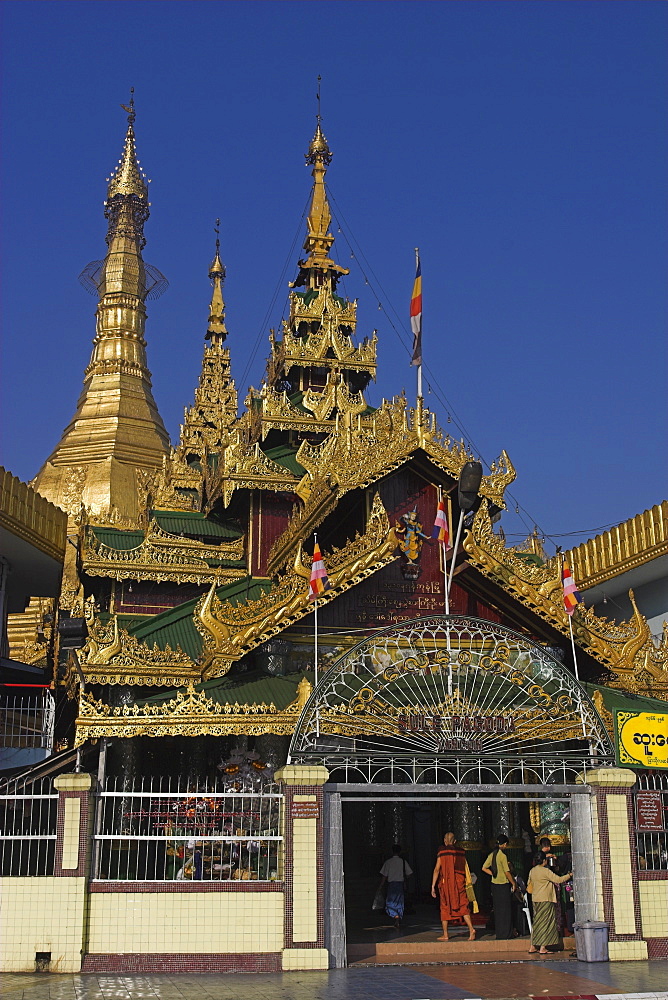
top-left (0, 962), bottom-right (667, 1000)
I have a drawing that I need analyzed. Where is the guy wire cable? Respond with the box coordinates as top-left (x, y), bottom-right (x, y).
top-left (238, 193), bottom-right (311, 391)
top-left (325, 185), bottom-right (589, 548)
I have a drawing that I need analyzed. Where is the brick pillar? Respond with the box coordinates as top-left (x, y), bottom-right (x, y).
top-left (585, 767), bottom-right (647, 961)
top-left (53, 772), bottom-right (94, 877)
top-left (275, 764), bottom-right (329, 971)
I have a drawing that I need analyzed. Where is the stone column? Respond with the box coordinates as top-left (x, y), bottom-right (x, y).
top-left (454, 801), bottom-right (485, 877)
top-left (583, 767), bottom-right (647, 961)
top-left (323, 791), bottom-right (346, 969)
top-left (275, 764), bottom-right (330, 971)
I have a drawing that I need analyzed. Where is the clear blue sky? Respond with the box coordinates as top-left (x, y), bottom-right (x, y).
top-left (1, 0), bottom-right (666, 552)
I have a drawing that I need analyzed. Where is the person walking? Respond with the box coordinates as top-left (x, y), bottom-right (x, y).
top-left (378, 844), bottom-right (413, 929)
top-left (527, 853), bottom-right (573, 955)
top-left (482, 834), bottom-right (517, 940)
top-left (431, 832), bottom-right (477, 941)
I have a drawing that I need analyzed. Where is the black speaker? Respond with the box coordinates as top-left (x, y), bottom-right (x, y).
top-left (457, 461), bottom-right (483, 513)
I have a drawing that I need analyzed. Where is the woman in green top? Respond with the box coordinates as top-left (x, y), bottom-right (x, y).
top-left (482, 834), bottom-right (517, 940)
top-left (527, 854), bottom-right (572, 954)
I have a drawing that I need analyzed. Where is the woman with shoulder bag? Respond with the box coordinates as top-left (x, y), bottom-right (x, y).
top-left (482, 834), bottom-right (517, 940)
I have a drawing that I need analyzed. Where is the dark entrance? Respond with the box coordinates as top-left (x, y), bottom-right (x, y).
top-left (292, 617), bottom-right (611, 966)
top-left (332, 787), bottom-right (575, 965)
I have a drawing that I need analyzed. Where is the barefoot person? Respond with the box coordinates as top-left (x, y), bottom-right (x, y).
top-left (379, 844), bottom-right (413, 929)
top-left (431, 832), bottom-right (477, 941)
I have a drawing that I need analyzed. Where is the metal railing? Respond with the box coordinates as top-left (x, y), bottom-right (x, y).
top-left (93, 776), bottom-right (283, 882)
top-left (0, 690), bottom-right (55, 749)
top-left (298, 753), bottom-right (610, 786)
top-left (636, 772), bottom-right (668, 872)
top-left (0, 776), bottom-right (57, 875)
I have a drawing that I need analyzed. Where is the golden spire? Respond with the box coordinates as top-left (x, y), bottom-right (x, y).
top-left (33, 92), bottom-right (170, 520)
top-left (107, 89), bottom-right (149, 201)
top-left (176, 224), bottom-right (236, 461)
top-left (207, 220), bottom-right (228, 343)
top-left (303, 90), bottom-right (335, 265)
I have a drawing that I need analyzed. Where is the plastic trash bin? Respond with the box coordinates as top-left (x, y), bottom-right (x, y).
top-left (573, 921), bottom-right (609, 962)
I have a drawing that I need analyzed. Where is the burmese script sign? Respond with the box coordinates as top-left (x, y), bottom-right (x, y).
top-left (635, 791), bottom-right (665, 832)
top-left (291, 801), bottom-right (319, 819)
top-left (615, 710), bottom-right (668, 770)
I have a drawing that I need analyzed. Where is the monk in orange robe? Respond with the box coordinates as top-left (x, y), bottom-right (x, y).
top-left (431, 832), bottom-right (477, 941)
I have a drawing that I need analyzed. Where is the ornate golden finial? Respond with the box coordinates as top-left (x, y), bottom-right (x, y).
top-left (209, 218), bottom-right (225, 278)
top-left (107, 88), bottom-right (148, 201)
top-left (207, 219), bottom-right (227, 342)
top-left (305, 76), bottom-right (332, 166)
top-left (303, 79), bottom-right (335, 263)
top-left (120, 87), bottom-right (136, 125)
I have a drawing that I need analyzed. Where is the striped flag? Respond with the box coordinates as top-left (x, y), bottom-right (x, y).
top-left (432, 499), bottom-right (451, 548)
top-left (410, 255), bottom-right (422, 367)
top-left (309, 540), bottom-right (330, 601)
top-left (562, 563), bottom-right (581, 616)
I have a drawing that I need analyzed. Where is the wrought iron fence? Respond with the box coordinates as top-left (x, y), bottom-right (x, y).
top-left (302, 753), bottom-right (608, 786)
top-left (0, 776), bottom-right (57, 875)
top-left (93, 776), bottom-right (283, 882)
top-left (0, 690), bottom-right (55, 749)
top-left (635, 772), bottom-right (668, 872)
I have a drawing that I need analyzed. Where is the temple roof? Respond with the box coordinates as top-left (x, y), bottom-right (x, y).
top-left (144, 669), bottom-right (315, 711)
top-left (125, 576), bottom-right (272, 659)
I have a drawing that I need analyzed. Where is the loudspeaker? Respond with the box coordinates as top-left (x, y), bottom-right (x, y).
top-left (457, 460), bottom-right (483, 513)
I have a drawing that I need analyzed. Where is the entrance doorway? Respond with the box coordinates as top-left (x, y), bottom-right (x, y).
top-left (291, 617), bottom-right (611, 966)
top-left (327, 784), bottom-right (582, 966)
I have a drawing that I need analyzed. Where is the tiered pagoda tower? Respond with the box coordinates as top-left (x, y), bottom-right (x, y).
top-left (33, 96), bottom-right (170, 521)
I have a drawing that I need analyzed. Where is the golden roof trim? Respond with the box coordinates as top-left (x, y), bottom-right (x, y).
top-left (1, 467), bottom-right (67, 564)
top-left (266, 396), bottom-right (515, 575)
top-left (196, 491), bottom-right (398, 678)
top-left (74, 676), bottom-right (314, 745)
top-left (464, 501), bottom-right (668, 696)
top-left (81, 518), bottom-right (245, 584)
top-left (565, 502), bottom-right (668, 591)
top-left (76, 613), bottom-right (200, 687)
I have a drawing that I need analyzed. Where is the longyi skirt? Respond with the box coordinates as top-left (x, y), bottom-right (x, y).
top-left (531, 900), bottom-right (560, 947)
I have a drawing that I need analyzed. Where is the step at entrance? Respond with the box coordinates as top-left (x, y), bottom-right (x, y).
top-left (349, 933), bottom-right (576, 965)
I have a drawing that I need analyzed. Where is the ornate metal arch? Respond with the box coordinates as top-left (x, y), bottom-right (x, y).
top-left (289, 616), bottom-right (613, 770)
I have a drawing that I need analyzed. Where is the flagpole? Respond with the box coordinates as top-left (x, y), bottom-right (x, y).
top-left (447, 511), bottom-right (465, 598)
top-left (560, 552), bottom-right (587, 741)
top-left (314, 534), bottom-right (320, 738)
top-left (314, 596), bottom-right (320, 738)
top-left (415, 248), bottom-right (423, 399)
top-left (435, 487), bottom-right (453, 695)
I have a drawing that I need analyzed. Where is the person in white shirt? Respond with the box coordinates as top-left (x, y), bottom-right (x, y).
top-left (379, 844), bottom-right (413, 928)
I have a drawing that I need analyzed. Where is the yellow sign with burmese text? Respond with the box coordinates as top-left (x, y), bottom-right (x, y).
top-left (615, 710), bottom-right (668, 769)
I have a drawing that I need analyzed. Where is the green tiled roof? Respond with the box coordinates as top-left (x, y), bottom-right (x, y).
top-left (91, 528), bottom-right (145, 550)
top-left (153, 510), bottom-right (243, 540)
top-left (143, 670), bottom-right (315, 709)
top-left (126, 576), bottom-right (272, 660)
top-left (586, 684), bottom-right (668, 715)
top-left (263, 444), bottom-right (305, 478)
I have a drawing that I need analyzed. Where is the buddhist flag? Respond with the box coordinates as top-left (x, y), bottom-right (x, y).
top-left (309, 540), bottom-right (330, 601)
top-left (432, 499), bottom-right (451, 548)
top-left (410, 255), bottom-right (422, 367)
top-left (562, 563), bottom-right (581, 616)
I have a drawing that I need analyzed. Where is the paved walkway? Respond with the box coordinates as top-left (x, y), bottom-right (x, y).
top-left (1, 961), bottom-right (667, 1000)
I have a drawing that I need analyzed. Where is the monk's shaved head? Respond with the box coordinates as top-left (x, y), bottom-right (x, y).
top-left (443, 832), bottom-right (456, 845)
